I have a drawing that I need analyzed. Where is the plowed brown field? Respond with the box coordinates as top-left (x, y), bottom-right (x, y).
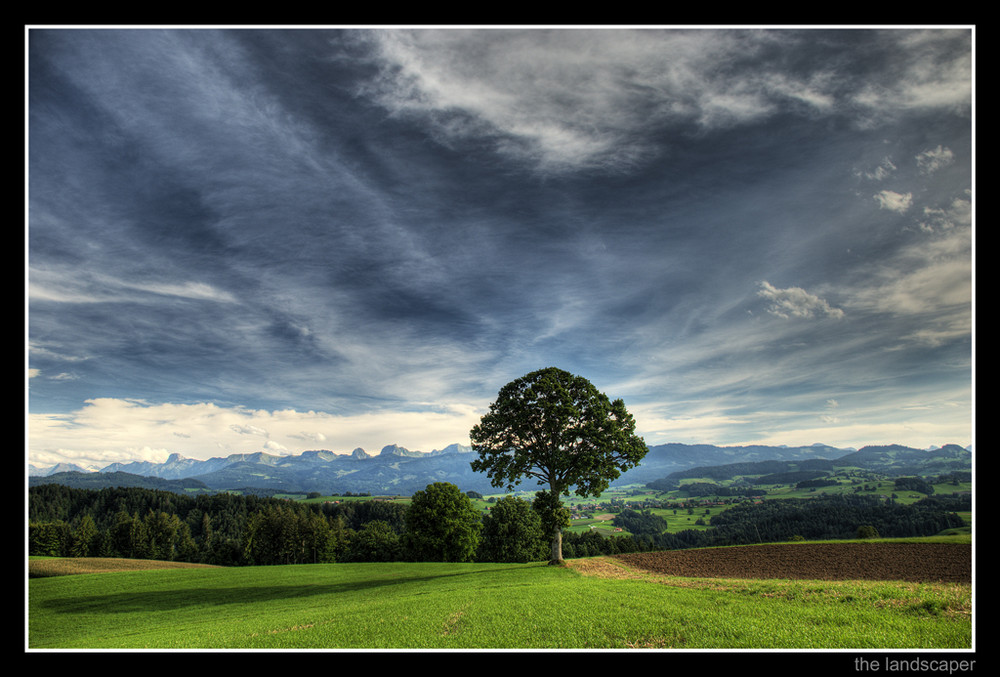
top-left (601, 543), bottom-right (970, 583)
top-left (29, 557), bottom-right (220, 578)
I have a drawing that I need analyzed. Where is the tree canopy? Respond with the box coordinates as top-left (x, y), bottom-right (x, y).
top-left (478, 495), bottom-right (547, 563)
top-left (470, 367), bottom-right (647, 563)
top-left (402, 482), bottom-right (482, 562)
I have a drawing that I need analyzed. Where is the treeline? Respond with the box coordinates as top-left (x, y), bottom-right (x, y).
top-left (753, 470), bottom-right (830, 485)
top-left (28, 484), bottom-right (969, 567)
top-left (707, 494), bottom-right (968, 543)
top-left (893, 476), bottom-right (936, 495)
top-left (650, 458), bottom-right (836, 487)
top-left (27, 483), bottom-right (659, 565)
top-left (670, 482), bottom-right (767, 498)
top-left (628, 494), bottom-right (968, 551)
top-left (29, 485), bottom-right (333, 566)
top-left (796, 478), bottom-right (839, 489)
top-left (27, 484), bottom-right (550, 566)
top-left (28, 484), bottom-right (425, 566)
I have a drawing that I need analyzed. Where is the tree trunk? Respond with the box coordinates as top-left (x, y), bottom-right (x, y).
top-left (549, 529), bottom-right (563, 565)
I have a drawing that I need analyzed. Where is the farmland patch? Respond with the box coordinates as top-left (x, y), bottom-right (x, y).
top-left (591, 542), bottom-right (970, 583)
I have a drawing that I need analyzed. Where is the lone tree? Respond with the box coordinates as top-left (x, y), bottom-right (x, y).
top-left (469, 367), bottom-right (648, 564)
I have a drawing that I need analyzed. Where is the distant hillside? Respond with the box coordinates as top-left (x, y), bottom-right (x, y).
top-left (642, 443), bottom-right (972, 491)
top-left (613, 443), bottom-right (848, 486)
top-left (28, 471), bottom-right (210, 493)
top-left (833, 444), bottom-right (972, 475)
top-left (646, 457), bottom-right (838, 490)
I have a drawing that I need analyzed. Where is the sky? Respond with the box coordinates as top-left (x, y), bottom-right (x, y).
top-left (26, 26), bottom-right (974, 470)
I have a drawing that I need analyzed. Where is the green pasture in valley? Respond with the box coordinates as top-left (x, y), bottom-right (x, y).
top-left (28, 553), bottom-right (971, 650)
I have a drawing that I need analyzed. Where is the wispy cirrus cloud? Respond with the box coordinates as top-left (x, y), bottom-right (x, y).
top-left (29, 266), bottom-right (238, 305)
top-left (356, 28), bottom-right (971, 174)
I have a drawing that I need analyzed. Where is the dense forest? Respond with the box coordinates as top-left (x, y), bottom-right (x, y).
top-left (28, 484), bottom-right (969, 567)
top-left (27, 484), bottom-right (419, 566)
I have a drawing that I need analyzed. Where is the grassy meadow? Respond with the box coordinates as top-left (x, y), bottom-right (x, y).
top-left (28, 547), bottom-right (971, 650)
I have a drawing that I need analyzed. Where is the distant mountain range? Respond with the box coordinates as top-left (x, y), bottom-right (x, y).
top-left (28, 442), bottom-right (972, 496)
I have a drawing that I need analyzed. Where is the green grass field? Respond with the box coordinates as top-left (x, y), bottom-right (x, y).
top-left (28, 550), bottom-right (971, 650)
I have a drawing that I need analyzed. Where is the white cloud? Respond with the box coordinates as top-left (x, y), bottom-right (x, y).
top-left (842, 216), bottom-right (971, 351)
top-left (744, 419), bottom-right (969, 451)
top-left (854, 260), bottom-right (971, 344)
top-left (851, 29), bottom-right (971, 117)
top-left (916, 193), bottom-right (970, 234)
top-left (290, 431), bottom-right (327, 443)
top-left (230, 424), bottom-right (269, 437)
top-left (626, 383), bottom-right (970, 450)
top-left (857, 157), bottom-right (897, 181)
top-left (28, 397), bottom-right (484, 470)
top-left (850, 195), bottom-right (971, 333)
top-left (27, 341), bottom-right (90, 363)
top-left (757, 281), bottom-right (844, 320)
top-left (625, 401), bottom-right (753, 446)
top-left (917, 145), bottom-right (954, 174)
top-left (874, 190), bottom-right (913, 213)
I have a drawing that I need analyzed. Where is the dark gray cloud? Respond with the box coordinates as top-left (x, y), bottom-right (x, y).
top-left (27, 27), bottom-right (973, 466)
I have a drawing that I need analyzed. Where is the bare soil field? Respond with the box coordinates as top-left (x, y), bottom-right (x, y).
top-left (600, 542), bottom-right (970, 583)
top-left (29, 557), bottom-right (220, 578)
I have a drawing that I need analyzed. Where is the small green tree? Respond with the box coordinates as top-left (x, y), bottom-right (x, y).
top-left (479, 495), bottom-right (547, 563)
top-left (29, 521), bottom-right (70, 557)
top-left (857, 525), bottom-right (880, 539)
top-left (70, 514), bottom-right (99, 557)
top-left (174, 521), bottom-right (200, 562)
top-left (403, 482), bottom-right (482, 562)
top-left (470, 367), bottom-right (648, 564)
top-left (347, 519), bottom-right (402, 562)
top-left (300, 509), bottom-right (342, 564)
top-left (144, 510), bottom-right (180, 561)
top-left (107, 511), bottom-right (149, 559)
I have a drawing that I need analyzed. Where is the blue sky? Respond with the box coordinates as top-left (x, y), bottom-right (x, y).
top-left (27, 27), bottom-right (974, 470)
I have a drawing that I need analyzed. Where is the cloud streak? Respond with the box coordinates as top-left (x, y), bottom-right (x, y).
top-left (356, 29), bottom-right (971, 174)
